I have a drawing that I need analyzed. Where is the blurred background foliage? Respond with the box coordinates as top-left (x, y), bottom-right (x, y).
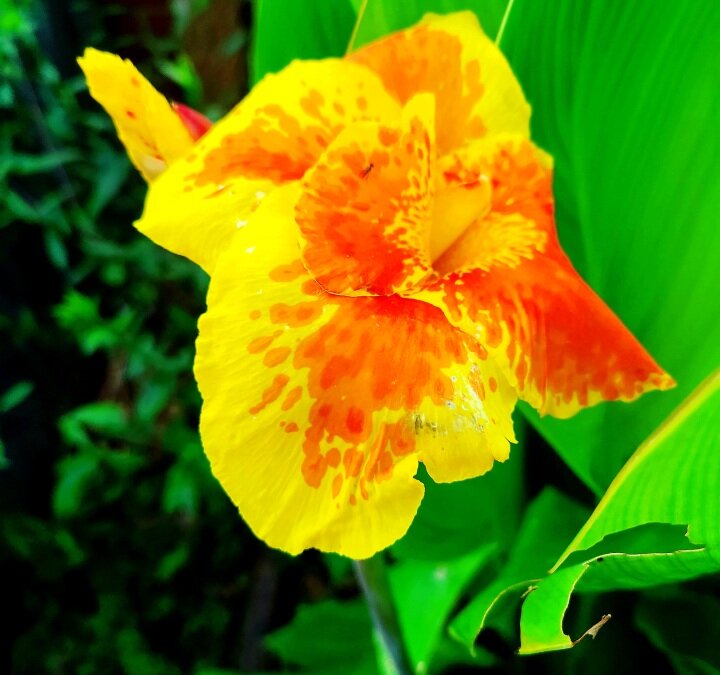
top-left (1, 0), bottom-right (718, 673)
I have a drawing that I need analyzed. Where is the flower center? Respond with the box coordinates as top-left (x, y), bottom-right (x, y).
top-left (429, 176), bottom-right (492, 264)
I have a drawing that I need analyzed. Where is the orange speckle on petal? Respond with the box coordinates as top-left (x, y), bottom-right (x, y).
top-left (344, 447), bottom-right (364, 478)
top-left (332, 473), bottom-right (343, 498)
top-left (282, 386), bottom-right (303, 411)
top-left (269, 259), bottom-right (307, 283)
top-left (326, 447), bottom-right (341, 468)
top-left (302, 451), bottom-right (328, 488)
top-left (270, 301), bottom-right (323, 327)
top-left (379, 128), bottom-right (400, 146)
top-left (247, 331), bottom-right (281, 354)
top-left (264, 346), bottom-right (291, 367)
top-left (248, 374), bottom-right (290, 415)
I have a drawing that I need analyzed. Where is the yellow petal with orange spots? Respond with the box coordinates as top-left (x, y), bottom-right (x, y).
top-left (349, 11), bottom-right (530, 154)
top-left (419, 137), bottom-right (674, 417)
top-left (195, 184), bottom-right (516, 557)
top-left (78, 48), bottom-right (194, 181)
top-left (296, 93), bottom-right (435, 296)
top-left (413, 349), bottom-right (516, 484)
top-left (137, 59), bottom-right (401, 274)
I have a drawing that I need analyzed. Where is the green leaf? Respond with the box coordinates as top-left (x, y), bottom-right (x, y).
top-left (324, 552), bottom-right (354, 584)
top-left (519, 547), bottom-right (717, 657)
top-left (8, 150), bottom-right (81, 175)
top-left (4, 191), bottom-right (39, 224)
top-left (0, 380), bottom-right (34, 413)
top-left (0, 438), bottom-right (9, 470)
top-left (501, 0), bottom-right (720, 492)
top-left (450, 487), bottom-right (590, 649)
top-left (85, 143), bottom-right (131, 217)
top-left (156, 545), bottom-right (191, 581)
top-left (1, 516), bottom-right (84, 579)
top-left (53, 450), bottom-right (101, 518)
top-left (157, 54), bottom-right (203, 108)
top-left (393, 426), bottom-right (524, 561)
top-left (54, 290), bottom-right (135, 354)
top-left (264, 599), bottom-right (377, 674)
top-left (251, 0), bottom-right (356, 84)
top-left (556, 372), bottom-right (720, 567)
top-left (517, 373), bottom-right (720, 654)
top-left (518, 564), bottom-right (586, 654)
top-left (389, 546), bottom-right (495, 670)
top-left (162, 462), bottom-right (200, 516)
top-left (349, 0), bottom-right (507, 48)
top-left (45, 229), bottom-right (69, 269)
top-left (58, 401), bottom-right (128, 448)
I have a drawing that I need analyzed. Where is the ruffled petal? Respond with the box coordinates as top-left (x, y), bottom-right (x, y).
top-left (137, 59), bottom-right (400, 274)
top-left (195, 185), bottom-right (515, 557)
top-left (348, 11), bottom-right (530, 154)
top-left (78, 48), bottom-right (194, 181)
top-left (296, 93), bottom-right (435, 296)
top-left (418, 137), bottom-right (675, 417)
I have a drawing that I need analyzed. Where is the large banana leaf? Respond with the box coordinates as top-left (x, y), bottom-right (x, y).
top-left (500, 0), bottom-right (720, 492)
top-left (518, 372), bottom-right (720, 654)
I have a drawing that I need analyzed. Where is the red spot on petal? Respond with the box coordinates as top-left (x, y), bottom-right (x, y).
top-left (345, 407), bottom-right (365, 434)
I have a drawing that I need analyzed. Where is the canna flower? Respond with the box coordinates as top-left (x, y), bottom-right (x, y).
top-left (80, 12), bottom-right (673, 558)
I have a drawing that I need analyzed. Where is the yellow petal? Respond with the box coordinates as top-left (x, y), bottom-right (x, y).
top-left (78, 48), bottom-right (193, 181)
top-left (296, 93), bottom-right (435, 296)
top-left (137, 59), bottom-right (400, 274)
top-left (349, 11), bottom-right (530, 154)
top-left (195, 184), bottom-right (516, 557)
top-left (415, 351), bottom-right (516, 484)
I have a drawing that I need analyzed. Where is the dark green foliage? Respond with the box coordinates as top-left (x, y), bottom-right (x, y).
top-left (1, 2), bottom-right (285, 672)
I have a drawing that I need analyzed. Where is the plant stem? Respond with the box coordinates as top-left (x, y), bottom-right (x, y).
top-left (353, 556), bottom-right (413, 675)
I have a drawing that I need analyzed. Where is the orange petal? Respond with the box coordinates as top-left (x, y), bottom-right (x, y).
top-left (137, 59), bottom-right (400, 274)
top-left (348, 11), bottom-right (530, 154)
top-left (78, 48), bottom-right (194, 181)
top-left (418, 137), bottom-right (675, 417)
top-left (296, 94), bottom-right (435, 296)
top-left (195, 184), bottom-right (515, 557)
